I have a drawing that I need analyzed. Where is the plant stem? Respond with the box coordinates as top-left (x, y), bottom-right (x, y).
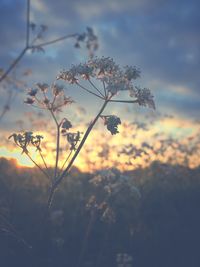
top-left (88, 79), bottom-right (104, 98)
top-left (76, 82), bottom-right (104, 99)
top-left (26, 153), bottom-right (50, 180)
top-left (39, 150), bottom-right (49, 172)
top-left (47, 100), bottom-right (109, 208)
top-left (48, 108), bottom-right (60, 180)
top-left (54, 124), bottom-right (61, 180)
top-left (26, 0), bottom-right (30, 47)
top-left (109, 99), bottom-right (138, 104)
top-left (30, 33), bottom-right (78, 48)
top-left (59, 150), bottom-right (73, 174)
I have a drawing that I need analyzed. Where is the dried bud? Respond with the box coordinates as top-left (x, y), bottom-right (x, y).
top-left (24, 97), bottom-right (34, 105)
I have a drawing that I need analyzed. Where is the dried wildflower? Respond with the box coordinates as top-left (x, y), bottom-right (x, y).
top-left (24, 97), bottom-right (34, 105)
top-left (101, 115), bottom-right (121, 135)
top-left (61, 118), bottom-right (72, 130)
top-left (36, 83), bottom-right (49, 92)
top-left (134, 87), bottom-right (155, 109)
top-left (89, 56), bottom-right (119, 75)
top-left (31, 135), bottom-right (44, 151)
top-left (73, 63), bottom-right (94, 79)
top-left (43, 98), bottom-right (50, 106)
top-left (27, 88), bottom-right (38, 97)
top-left (57, 57), bottom-right (151, 99)
top-left (57, 70), bottom-right (78, 84)
top-left (65, 131), bottom-right (82, 151)
top-left (106, 73), bottom-right (130, 94)
top-left (52, 84), bottom-right (64, 97)
top-left (124, 65), bottom-right (140, 80)
top-left (9, 132), bottom-right (33, 154)
top-left (74, 27), bottom-right (98, 58)
top-left (9, 132), bottom-right (44, 154)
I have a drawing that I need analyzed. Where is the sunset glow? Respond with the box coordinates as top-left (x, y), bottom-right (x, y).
top-left (2, 116), bottom-right (199, 172)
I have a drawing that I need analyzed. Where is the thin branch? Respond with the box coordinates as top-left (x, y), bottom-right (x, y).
top-left (59, 150), bottom-right (73, 174)
top-left (88, 79), bottom-right (104, 98)
top-left (26, 152), bottom-right (50, 180)
top-left (49, 108), bottom-right (59, 127)
top-left (48, 108), bottom-right (60, 180)
top-left (76, 82), bottom-right (104, 100)
top-left (102, 80), bottom-right (107, 98)
top-left (30, 33), bottom-right (78, 48)
top-left (39, 150), bottom-right (49, 171)
top-left (0, 214), bottom-right (32, 249)
top-left (108, 99), bottom-right (138, 104)
top-left (26, 0), bottom-right (30, 47)
top-left (54, 124), bottom-right (61, 180)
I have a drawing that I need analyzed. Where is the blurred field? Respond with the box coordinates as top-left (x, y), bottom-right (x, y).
top-left (0, 157), bottom-right (200, 267)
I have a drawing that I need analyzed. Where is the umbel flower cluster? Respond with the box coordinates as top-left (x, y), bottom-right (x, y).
top-left (9, 56), bottom-right (155, 208)
top-left (9, 132), bottom-right (43, 154)
top-left (57, 56), bottom-right (155, 110)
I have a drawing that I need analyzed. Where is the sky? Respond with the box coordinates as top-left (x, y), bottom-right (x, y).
top-left (0, 0), bottom-right (199, 170)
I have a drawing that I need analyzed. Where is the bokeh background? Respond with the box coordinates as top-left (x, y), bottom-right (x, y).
top-left (0, 1), bottom-right (200, 267)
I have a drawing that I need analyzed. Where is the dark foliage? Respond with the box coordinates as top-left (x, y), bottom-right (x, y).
top-left (0, 158), bottom-right (200, 267)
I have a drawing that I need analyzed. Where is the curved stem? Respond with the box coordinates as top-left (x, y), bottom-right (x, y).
top-left (47, 100), bottom-right (109, 208)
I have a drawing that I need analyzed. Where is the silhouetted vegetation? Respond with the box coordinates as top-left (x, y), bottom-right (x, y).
top-left (0, 158), bottom-right (200, 267)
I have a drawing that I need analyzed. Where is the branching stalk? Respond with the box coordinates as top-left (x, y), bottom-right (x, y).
top-left (76, 82), bottom-right (104, 99)
top-left (88, 79), bottom-right (104, 98)
top-left (26, 152), bottom-right (50, 180)
top-left (47, 100), bottom-right (109, 208)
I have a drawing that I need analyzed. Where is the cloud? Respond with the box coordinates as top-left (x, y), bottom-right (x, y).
top-left (0, 0), bottom-right (199, 131)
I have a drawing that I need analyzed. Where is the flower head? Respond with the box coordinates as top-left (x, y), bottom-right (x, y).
top-left (101, 115), bottom-right (121, 135)
top-left (24, 97), bottom-right (35, 105)
top-left (36, 83), bottom-right (49, 92)
top-left (124, 65), bottom-right (140, 81)
top-left (27, 88), bottom-right (38, 97)
top-left (65, 131), bottom-right (82, 151)
top-left (133, 87), bottom-right (155, 109)
top-left (52, 84), bottom-right (64, 97)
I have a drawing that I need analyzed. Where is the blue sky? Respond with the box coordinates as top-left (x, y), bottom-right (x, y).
top-left (0, 0), bottom-right (199, 131)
